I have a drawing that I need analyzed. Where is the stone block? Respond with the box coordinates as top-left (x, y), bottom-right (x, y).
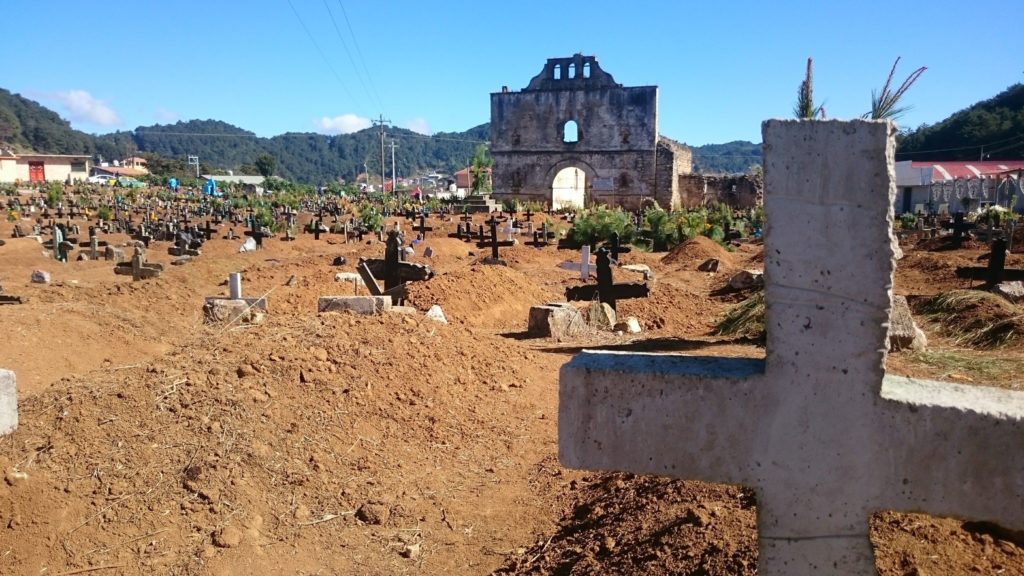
top-left (888, 295), bottom-right (927, 352)
top-left (104, 246), bottom-right (125, 262)
top-left (203, 299), bottom-right (265, 325)
top-left (0, 369), bottom-right (17, 435)
top-left (31, 270), bottom-right (50, 284)
top-left (334, 272), bottom-right (365, 286)
top-left (614, 316), bottom-right (642, 334)
top-left (728, 269), bottom-right (764, 290)
top-left (698, 258), bottom-right (720, 272)
top-left (529, 302), bottom-right (586, 339)
top-left (586, 301), bottom-right (617, 330)
top-left (318, 295), bottom-right (391, 315)
top-left (425, 304), bottom-right (448, 324)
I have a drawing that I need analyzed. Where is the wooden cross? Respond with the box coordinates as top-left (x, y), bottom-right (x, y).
top-left (559, 120), bottom-right (1024, 575)
top-left (202, 221), bottom-right (215, 242)
top-left (529, 221), bottom-right (553, 248)
top-left (476, 221), bottom-right (514, 261)
top-left (412, 213), bottom-right (433, 239)
top-left (955, 237), bottom-right (1024, 287)
top-left (944, 212), bottom-right (976, 246)
top-left (602, 231), bottom-right (631, 263)
top-left (564, 248), bottom-right (648, 310)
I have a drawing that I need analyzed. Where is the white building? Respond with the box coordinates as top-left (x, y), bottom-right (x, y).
top-left (894, 160), bottom-right (1024, 215)
top-left (0, 149), bottom-right (91, 184)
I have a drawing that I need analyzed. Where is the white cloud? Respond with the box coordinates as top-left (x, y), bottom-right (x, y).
top-left (154, 107), bottom-right (179, 123)
top-left (404, 118), bottom-right (431, 135)
top-left (52, 90), bottom-right (121, 126)
top-left (316, 114), bottom-right (371, 135)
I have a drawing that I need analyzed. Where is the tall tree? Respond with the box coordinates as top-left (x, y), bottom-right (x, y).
top-left (255, 153), bottom-right (276, 178)
top-left (470, 144), bottom-right (493, 194)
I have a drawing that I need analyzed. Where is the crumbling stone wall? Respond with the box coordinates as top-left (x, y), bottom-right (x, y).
top-left (677, 172), bottom-right (763, 209)
top-left (490, 54), bottom-right (690, 210)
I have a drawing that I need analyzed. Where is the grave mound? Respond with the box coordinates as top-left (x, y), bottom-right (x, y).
top-left (0, 313), bottom-right (563, 574)
top-left (405, 264), bottom-right (560, 329)
top-left (660, 236), bottom-right (736, 269)
top-left (915, 235), bottom-right (985, 251)
top-left (916, 289), bottom-right (1024, 348)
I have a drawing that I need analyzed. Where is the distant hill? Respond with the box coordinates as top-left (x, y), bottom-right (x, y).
top-left (1, 86), bottom-right (760, 181)
top-left (0, 88), bottom-right (95, 155)
top-left (897, 83), bottom-right (1024, 161)
top-left (95, 120), bottom-right (489, 184)
top-left (691, 141), bottom-right (762, 174)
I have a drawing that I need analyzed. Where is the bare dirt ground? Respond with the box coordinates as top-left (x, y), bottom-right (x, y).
top-left (0, 213), bottom-right (1021, 575)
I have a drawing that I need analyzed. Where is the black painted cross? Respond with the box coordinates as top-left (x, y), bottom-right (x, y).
top-left (476, 221), bottom-right (515, 261)
top-left (413, 213), bottom-right (433, 240)
top-left (944, 212), bottom-right (976, 247)
top-left (564, 248), bottom-right (649, 311)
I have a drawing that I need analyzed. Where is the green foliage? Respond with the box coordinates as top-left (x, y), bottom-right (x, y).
top-left (897, 84), bottom-right (1024, 160)
top-left (568, 206), bottom-right (635, 245)
top-left (865, 57), bottom-right (926, 121)
top-left (470, 144), bottom-right (493, 194)
top-left (96, 206), bottom-right (112, 221)
top-left (900, 211), bottom-right (918, 228)
top-left (254, 153), bottom-right (276, 178)
top-left (0, 182), bottom-right (17, 196)
top-left (358, 202), bottom-right (383, 232)
top-left (45, 182), bottom-right (63, 208)
top-left (643, 205), bottom-right (675, 251)
top-left (794, 58), bottom-right (824, 120)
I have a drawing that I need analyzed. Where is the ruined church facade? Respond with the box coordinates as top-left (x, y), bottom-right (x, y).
top-left (490, 54), bottom-right (692, 210)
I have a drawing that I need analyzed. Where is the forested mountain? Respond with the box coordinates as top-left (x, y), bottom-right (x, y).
top-left (691, 141), bottom-right (762, 174)
top-left (2, 86), bottom-right (760, 181)
top-left (897, 83), bottom-right (1024, 161)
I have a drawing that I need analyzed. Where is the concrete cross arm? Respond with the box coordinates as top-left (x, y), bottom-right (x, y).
top-left (876, 374), bottom-right (1024, 528)
top-left (559, 352), bottom-right (767, 485)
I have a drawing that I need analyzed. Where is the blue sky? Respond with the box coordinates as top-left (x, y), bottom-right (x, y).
top-left (6, 0), bottom-right (1021, 145)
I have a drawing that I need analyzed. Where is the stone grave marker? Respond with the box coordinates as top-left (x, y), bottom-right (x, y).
top-left (0, 369), bottom-right (17, 435)
top-left (559, 119), bottom-right (1024, 575)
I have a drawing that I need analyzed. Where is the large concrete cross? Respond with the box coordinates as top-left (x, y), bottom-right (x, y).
top-left (559, 119), bottom-right (1024, 575)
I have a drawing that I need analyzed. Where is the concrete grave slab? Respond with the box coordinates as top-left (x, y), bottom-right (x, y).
top-left (559, 119), bottom-right (1024, 575)
top-left (318, 295), bottom-right (391, 315)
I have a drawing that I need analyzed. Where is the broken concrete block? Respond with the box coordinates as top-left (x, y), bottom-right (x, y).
top-left (994, 281), bottom-right (1024, 304)
top-left (0, 369), bottom-right (17, 435)
top-left (425, 304), bottom-right (448, 324)
top-left (888, 295), bottom-right (927, 352)
top-left (203, 298), bottom-right (265, 325)
top-left (728, 269), bottom-right (764, 290)
top-left (620, 263), bottom-right (653, 280)
top-left (31, 270), bottom-right (50, 284)
top-left (318, 295), bottom-right (391, 315)
top-left (528, 302), bottom-right (586, 340)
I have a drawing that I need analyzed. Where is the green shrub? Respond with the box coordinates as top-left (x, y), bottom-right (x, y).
top-left (567, 205), bottom-right (635, 246)
top-left (45, 182), bottom-right (64, 208)
top-left (358, 203), bottom-right (383, 232)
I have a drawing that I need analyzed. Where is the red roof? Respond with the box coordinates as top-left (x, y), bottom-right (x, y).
top-left (911, 161), bottom-right (1024, 180)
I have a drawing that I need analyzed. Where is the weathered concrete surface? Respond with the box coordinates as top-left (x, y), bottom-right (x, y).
top-left (490, 54), bottom-right (691, 209)
top-left (318, 296), bottom-right (391, 315)
top-left (559, 119), bottom-right (1024, 575)
top-left (0, 369), bottom-right (17, 435)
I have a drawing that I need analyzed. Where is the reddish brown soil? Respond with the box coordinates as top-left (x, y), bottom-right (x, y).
top-left (0, 210), bottom-right (1021, 575)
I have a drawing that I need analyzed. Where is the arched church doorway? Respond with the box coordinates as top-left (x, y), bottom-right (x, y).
top-left (552, 166), bottom-right (586, 210)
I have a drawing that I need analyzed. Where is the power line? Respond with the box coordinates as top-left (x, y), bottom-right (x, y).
top-left (285, 0), bottom-right (363, 111)
top-left (337, 0), bottom-right (385, 113)
top-left (896, 133), bottom-right (1024, 156)
top-left (322, 0), bottom-right (378, 112)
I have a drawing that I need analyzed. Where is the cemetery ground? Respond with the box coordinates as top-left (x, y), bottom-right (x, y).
top-left (0, 214), bottom-right (1021, 575)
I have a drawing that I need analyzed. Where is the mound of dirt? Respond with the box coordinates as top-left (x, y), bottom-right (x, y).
top-left (495, 473), bottom-right (758, 575)
top-left (405, 263), bottom-right (561, 329)
top-left (915, 235), bottom-right (986, 252)
top-left (660, 237), bottom-right (736, 269)
top-left (0, 313), bottom-right (566, 575)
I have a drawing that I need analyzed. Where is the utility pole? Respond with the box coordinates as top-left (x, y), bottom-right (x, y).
top-left (187, 155), bottom-right (200, 178)
top-left (389, 141), bottom-right (399, 195)
top-left (372, 114), bottom-right (391, 194)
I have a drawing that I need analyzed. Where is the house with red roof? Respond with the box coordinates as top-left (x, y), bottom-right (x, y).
top-left (894, 160), bottom-right (1024, 214)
